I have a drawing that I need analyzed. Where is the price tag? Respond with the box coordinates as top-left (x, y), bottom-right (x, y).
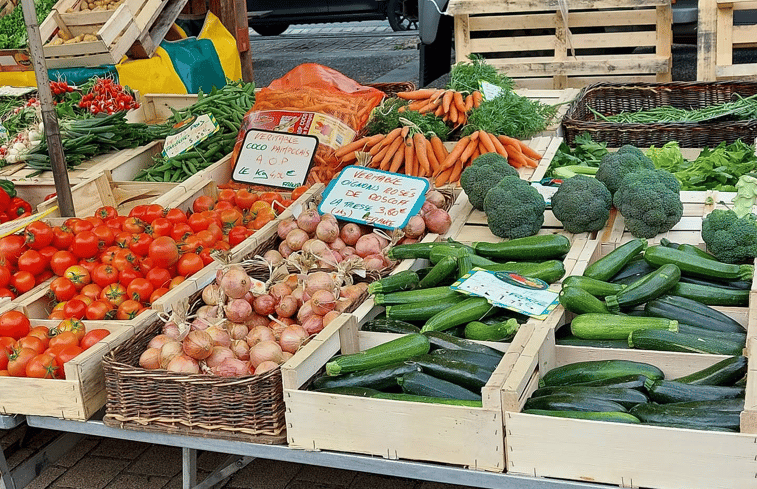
top-left (318, 166), bottom-right (429, 230)
top-left (162, 114), bottom-right (220, 158)
top-left (531, 182), bottom-right (559, 207)
top-left (451, 268), bottom-right (559, 319)
top-left (479, 81), bottom-right (505, 101)
top-left (0, 86), bottom-right (35, 97)
top-left (232, 129), bottom-right (318, 189)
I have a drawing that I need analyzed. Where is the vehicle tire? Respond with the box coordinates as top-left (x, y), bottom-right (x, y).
top-left (388, 0), bottom-right (418, 31)
top-left (251, 24), bottom-right (289, 36)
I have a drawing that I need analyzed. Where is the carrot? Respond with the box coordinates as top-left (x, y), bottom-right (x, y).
top-left (497, 134), bottom-right (522, 148)
top-left (490, 133), bottom-right (510, 159)
top-left (377, 136), bottom-right (405, 171)
top-left (413, 133), bottom-right (431, 176)
top-left (470, 146), bottom-right (481, 164)
top-left (478, 131), bottom-right (497, 154)
top-left (453, 91), bottom-right (466, 116)
top-left (397, 89), bottom-right (438, 100)
top-left (430, 136), bottom-right (447, 166)
top-left (435, 166), bottom-right (455, 187)
top-left (464, 93), bottom-right (474, 112)
top-left (449, 103), bottom-right (458, 124)
top-left (335, 135), bottom-right (373, 158)
top-left (418, 100), bottom-right (439, 114)
top-left (449, 158), bottom-right (465, 184)
top-left (389, 140), bottom-right (407, 173)
top-left (442, 90), bottom-right (454, 114)
top-left (436, 136), bottom-right (471, 175)
top-left (459, 136), bottom-right (478, 164)
top-left (408, 99), bottom-right (429, 111)
top-left (519, 140), bottom-right (543, 160)
top-left (469, 130), bottom-right (481, 143)
top-left (404, 137), bottom-right (416, 176)
top-left (400, 126), bottom-right (410, 139)
top-left (472, 90), bottom-right (483, 108)
top-left (425, 136), bottom-right (440, 174)
top-left (477, 140), bottom-right (488, 158)
top-left (505, 144), bottom-right (527, 168)
top-left (434, 104), bottom-right (445, 117)
top-left (522, 155), bottom-right (539, 168)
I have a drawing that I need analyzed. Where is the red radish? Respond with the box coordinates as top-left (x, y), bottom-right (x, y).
top-left (296, 208), bottom-right (321, 234)
top-left (424, 207), bottom-right (452, 234)
top-left (340, 223), bottom-right (362, 246)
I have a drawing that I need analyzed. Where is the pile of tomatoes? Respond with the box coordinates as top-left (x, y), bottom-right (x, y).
top-left (0, 185), bottom-right (308, 322)
top-left (0, 310), bottom-right (110, 378)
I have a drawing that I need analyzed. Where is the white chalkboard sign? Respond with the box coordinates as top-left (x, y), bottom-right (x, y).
top-left (232, 129), bottom-right (318, 189)
top-left (318, 166), bottom-right (429, 230)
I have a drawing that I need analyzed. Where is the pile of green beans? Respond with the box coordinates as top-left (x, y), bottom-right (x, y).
top-left (591, 93), bottom-right (757, 124)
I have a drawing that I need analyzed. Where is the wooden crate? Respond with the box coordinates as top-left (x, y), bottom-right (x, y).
top-left (512, 88), bottom-right (580, 137)
top-left (125, 92), bottom-right (199, 124)
top-left (39, 0), bottom-right (188, 68)
top-left (0, 310), bottom-right (157, 419)
top-left (281, 313), bottom-right (534, 472)
top-left (500, 325), bottom-right (757, 488)
top-left (697, 0), bottom-right (757, 81)
top-left (447, 0), bottom-right (673, 89)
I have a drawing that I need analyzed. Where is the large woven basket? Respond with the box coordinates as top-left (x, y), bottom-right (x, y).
top-left (102, 316), bottom-right (287, 444)
top-left (562, 81), bottom-right (757, 148)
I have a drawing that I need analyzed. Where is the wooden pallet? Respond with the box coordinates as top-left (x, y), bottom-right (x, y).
top-left (697, 0), bottom-right (757, 81)
top-left (447, 0), bottom-right (673, 89)
top-left (512, 88), bottom-right (580, 137)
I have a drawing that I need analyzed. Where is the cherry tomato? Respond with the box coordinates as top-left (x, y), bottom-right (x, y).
top-left (24, 221), bottom-right (53, 250)
top-left (62, 299), bottom-right (87, 319)
top-left (80, 329), bottom-right (110, 350)
top-left (0, 235), bottom-right (27, 265)
top-left (142, 204), bottom-right (164, 224)
top-left (145, 267), bottom-right (171, 289)
top-left (49, 331), bottom-right (79, 350)
top-left (122, 217), bottom-right (146, 234)
top-left (149, 287), bottom-right (168, 304)
top-left (27, 326), bottom-right (51, 349)
top-left (164, 208), bottom-right (188, 225)
top-left (71, 231), bottom-right (100, 259)
top-left (50, 277), bottom-right (77, 302)
top-left (170, 223), bottom-right (193, 242)
top-left (66, 218), bottom-right (93, 234)
top-left (234, 189), bottom-right (258, 210)
top-left (26, 352), bottom-right (60, 378)
top-left (114, 231), bottom-right (132, 248)
top-left (149, 218), bottom-right (173, 238)
top-left (177, 253), bottom-right (204, 277)
top-left (0, 311), bottom-right (30, 340)
top-left (92, 225), bottom-right (115, 249)
top-left (10, 271), bottom-right (36, 294)
top-left (187, 213), bottom-right (211, 233)
top-left (95, 206), bottom-right (118, 221)
top-left (15, 335), bottom-right (46, 355)
top-left (113, 249), bottom-right (139, 272)
top-left (118, 267), bottom-right (143, 288)
top-left (0, 266), bottom-right (10, 289)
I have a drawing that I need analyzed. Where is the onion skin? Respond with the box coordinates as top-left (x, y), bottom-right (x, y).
top-left (279, 324), bottom-right (308, 354)
top-left (363, 253), bottom-right (386, 271)
top-left (255, 360), bottom-right (280, 375)
top-left (205, 346), bottom-right (236, 368)
top-left (227, 322), bottom-right (249, 341)
top-left (340, 223), bottom-right (362, 246)
top-left (301, 314), bottom-right (324, 335)
top-left (403, 215), bottom-right (426, 239)
top-left (249, 340), bottom-right (284, 368)
top-left (246, 325), bottom-right (275, 348)
top-left (275, 295), bottom-right (298, 318)
top-left (225, 298), bottom-right (253, 323)
top-left (183, 330), bottom-right (213, 360)
top-left (245, 312), bottom-right (270, 329)
top-left (205, 325), bottom-right (231, 348)
top-left (310, 289), bottom-right (336, 316)
top-left (329, 237), bottom-right (346, 251)
top-left (253, 294), bottom-right (276, 316)
top-left (166, 354), bottom-right (200, 374)
top-left (263, 250), bottom-right (284, 265)
top-left (285, 228), bottom-right (309, 251)
top-left (139, 348), bottom-right (161, 369)
top-left (148, 334), bottom-right (172, 350)
top-left (278, 241), bottom-right (293, 258)
top-left (162, 322), bottom-right (181, 340)
top-left (269, 282), bottom-right (293, 301)
top-left (277, 218), bottom-right (299, 240)
top-left (315, 219), bottom-right (339, 243)
top-left (213, 358), bottom-right (251, 378)
top-left (160, 341), bottom-right (183, 369)
top-left (423, 207), bottom-right (452, 235)
top-left (219, 269), bottom-right (252, 299)
top-left (202, 283), bottom-right (222, 305)
top-left (304, 271), bottom-right (335, 297)
top-left (297, 208), bottom-right (321, 234)
top-left (425, 190), bottom-right (447, 208)
top-left (355, 234), bottom-right (383, 258)
top-left (322, 310), bottom-right (340, 327)
top-left (231, 339), bottom-right (250, 360)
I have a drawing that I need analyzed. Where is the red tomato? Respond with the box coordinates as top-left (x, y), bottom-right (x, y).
top-left (217, 188), bottom-right (236, 202)
top-left (7, 347), bottom-right (37, 377)
top-left (149, 287), bottom-right (168, 304)
top-left (50, 277), bottom-right (77, 302)
top-left (113, 249), bottom-right (139, 272)
top-left (128, 205), bottom-right (147, 220)
top-left (66, 218), bottom-right (93, 234)
top-left (92, 225), bottom-right (115, 249)
top-left (95, 206), bottom-right (118, 221)
top-left (26, 326), bottom-right (51, 349)
top-left (78, 259), bottom-right (99, 277)
top-left (0, 235), bottom-right (27, 265)
top-left (128, 233), bottom-right (153, 257)
top-left (62, 299), bottom-right (87, 319)
top-left (38, 245), bottom-right (58, 265)
top-left (17, 250), bottom-right (47, 276)
top-left (0, 311), bottom-right (30, 340)
top-left (10, 271), bottom-right (35, 294)
top-left (55, 344), bottom-right (83, 371)
top-left (164, 208), bottom-right (188, 225)
top-left (64, 265), bottom-right (91, 289)
top-left (47, 311), bottom-right (66, 321)
top-left (138, 257), bottom-right (155, 275)
top-left (57, 318), bottom-right (86, 342)
top-left (198, 248), bottom-right (215, 266)
top-left (80, 283), bottom-right (103, 302)
top-left (214, 200), bottom-right (234, 211)
top-left (142, 204), bottom-right (164, 224)
top-left (195, 230), bottom-right (215, 249)
top-left (48, 331), bottom-right (79, 350)
top-left (228, 226), bottom-right (249, 247)
top-left (85, 301), bottom-right (112, 321)
top-left (234, 189), bottom-right (258, 210)
top-left (15, 335), bottom-right (45, 355)
top-left (177, 253), bottom-right (204, 277)
top-left (114, 231), bottom-right (132, 248)
top-left (116, 300), bottom-right (142, 320)
top-left (168, 276), bottom-right (185, 289)
top-left (291, 185), bottom-right (309, 201)
top-left (24, 221), bottom-right (53, 250)
top-left (26, 352), bottom-right (60, 378)
top-left (219, 209), bottom-right (243, 228)
top-left (118, 267), bottom-right (143, 288)
top-left (84, 216), bottom-right (104, 229)
top-left (122, 217), bottom-right (146, 234)
top-left (100, 283), bottom-right (127, 307)
top-left (170, 223), bottom-right (193, 242)
top-left (187, 213), bottom-right (210, 232)
top-left (180, 235), bottom-right (203, 254)
top-left (259, 191), bottom-right (284, 207)
top-left (51, 225), bottom-right (74, 249)
top-left (71, 231), bottom-right (100, 259)
top-left (126, 278), bottom-right (153, 304)
top-left (145, 267), bottom-right (171, 289)
top-left (0, 266), bottom-right (10, 288)
top-left (192, 195), bottom-right (214, 213)
top-left (80, 329), bottom-right (110, 350)
top-left (0, 288), bottom-right (15, 300)
top-left (100, 247), bottom-right (119, 265)
top-left (105, 216), bottom-right (126, 232)
top-left (149, 236), bottom-right (179, 268)
top-left (149, 218), bottom-right (173, 238)
top-left (92, 264), bottom-right (119, 288)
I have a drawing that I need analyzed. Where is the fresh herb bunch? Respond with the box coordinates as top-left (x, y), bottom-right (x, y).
top-left (547, 133), bottom-right (609, 177)
top-left (464, 90), bottom-right (558, 140)
top-left (363, 97), bottom-right (451, 140)
top-left (592, 93), bottom-right (757, 123)
top-left (0, 0), bottom-right (56, 50)
top-left (448, 55), bottom-right (514, 94)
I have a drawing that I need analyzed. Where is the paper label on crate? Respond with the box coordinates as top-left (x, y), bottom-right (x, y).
top-left (0, 86), bottom-right (35, 97)
top-left (0, 124), bottom-right (7, 142)
top-left (531, 182), bottom-right (558, 207)
top-left (451, 268), bottom-right (559, 319)
top-left (162, 114), bottom-right (220, 158)
top-left (479, 81), bottom-right (506, 101)
top-left (241, 109), bottom-right (356, 153)
top-left (318, 165), bottom-right (428, 230)
top-left (232, 128), bottom-right (318, 189)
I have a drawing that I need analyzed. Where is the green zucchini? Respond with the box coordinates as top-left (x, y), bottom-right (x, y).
top-left (368, 270), bottom-right (420, 294)
top-left (562, 275), bottom-right (626, 296)
top-left (584, 238), bottom-right (647, 281)
top-left (570, 313), bottom-right (677, 340)
top-left (609, 257), bottom-right (656, 283)
top-left (419, 255), bottom-right (458, 288)
top-left (679, 275), bottom-right (751, 290)
top-left (385, 241), bottom-right (469, 261)
top-left (664, 398), bottom-right (744, 412)
top-left (628, 403), bottom-right (741, 431)
top-left (540, 360), bottom-right (664, 387)
top-left (422, 331), bottom-right (504, 357)
top-left (644, 378), bottom-right (744, 403)
top-left (312, 361), bottom-right (422, 391)
top-left (644, 295), bottom-right (745, 334)
top-left (559, 286), bottom-right (612, 315)
top-left (421, 297), bottom-right (496, 333)
top-left (471, 234), bottom-right (571, 261)
top-left (428, 246), bottom-right (495, 268)
top-left (644, 245), bottom-right (754, 282)
top-left (556, 335), bottom-right (631, 349)
top-left (604, 264), bottom-right (681, 312)
top-left (385, 295), bottom-right (466, 322)
top-left (360, 319), bottom-right (420, 334)
top-left (670, 281), bottom-right (749, 306)
top-left (676, 243), bottom-right (718, 261)
top-left (572, 374), bottom-right (649, 390)
top-left (314, 387), bottom-right (382, 397)
top-left (523, 394), bottom-right (628, 413)
top-left (457, 251), bottom-right (473, 277)
top-left (523, 409), bottom-right (640, 424)
top-left (397, 371), bottom-right (480, 400)
top-left (464, 318), bottom-right (519, 342)
top-left (411, 354), bottom-right (493, 391)
top-left (374, 287), bottom-right (461, 306)
top-left (627, 329), bottom-right (744, 355)
top-left (529, 386), bottom-right (649, 408)
top-left (673, 356), bottom-right (748, 385)
top-left (676, 324), bottom-right (746, 343)
top-left (481, 260), bottom-right (566, 284)
top-left (325, 334), bottom-right (430, 376)
top-left (370, 392), bottom-right (483, 407)
top-left (429, 348), bottom-right (502, 371)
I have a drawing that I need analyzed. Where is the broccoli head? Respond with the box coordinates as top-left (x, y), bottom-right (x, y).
top-left (460, 155), bottom-right (519, 210)
top-left (613, 169), bottom-right (683, 238)
top-left (551, 175), bottom-right (612, 233)
top-left (483, 176), bottom-right (546, 239)
top-left (701, 208), bottom-right (757, 264)
top-left (595, 145), bottom-right (655, 196)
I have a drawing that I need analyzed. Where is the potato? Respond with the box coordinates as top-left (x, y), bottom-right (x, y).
top-left (49, 38), bottom-right (65, 46)
top-left (82, 34), bottom-right (98, 42)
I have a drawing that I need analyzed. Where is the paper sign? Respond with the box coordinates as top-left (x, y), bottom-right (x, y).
top-left (0, 86), bottom-right (35, 97)
top-left (451, 268), bottom-right (559, 319)
top-left (162, 114), bottom-right (220, 158)
top-left (318, 166), bottom-right (429, 230)
top-left (531, 182), bottom-right (559, 207)
top-left (232, 129), bottom-right (318, 189)
top-left (480, 81), bottom-right (505, 101)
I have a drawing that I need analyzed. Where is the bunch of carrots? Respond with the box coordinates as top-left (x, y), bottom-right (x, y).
top-left (396, 88), bottom-right (483, 125)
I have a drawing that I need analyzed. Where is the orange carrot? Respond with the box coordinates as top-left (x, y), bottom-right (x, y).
top-left (472, 90), bottom-right (483, 108)
top-left (436, 136), bottom-right (471, 175)
top-left (430, 136), bottom-right (447, 166)
top-left (404, 137), bottom-right (416, 176)
top-left (335, 135), bottom-right (374, 158)
top-left (377, 136), bottom-right (405, 171)
top-left (413, 133), bottom-right (431, 176)
top-left (478, 131), bottom-right (497, 154)
top-left (459, 136), bottom-right (478, 164)
top-left (449, 158), bottom-right (464, 184)
top-left (400, 126), bottom-right (410, 139)
top-left (490, 134), bottom-right (510, 159)
top-left (469, 130), bottom-right (481, 143)
top-left (519, 140), bottom-right (543, 160)
top-left (434, 104), bottom-right (445, 117)
top-left (505, 144), bottom-right (527, 168)
top-left (449, 103), bottom-right (458, 124)
top-left (453, 91), bottom-right (466, 116)
top-left (425, 137), bottom-right (440, 174)
top-left (522, 155), bottom-right (539, 168)
top-left (497, 134), bottom-right (522, 148)
top-left (478, 140), bottom-right (488, 157)
top-left (389, 140), bottom-right (406, 173)
top-left (397, 89), bottom-right (438, 100)
top-left (407, 99), bottom-right (429, 111)
top-left (464, 93), bottom-right (474, 111)
top-left (435, 166), bottom-right (455, 187)
top-left (442, 90), bottom-right (454, 114)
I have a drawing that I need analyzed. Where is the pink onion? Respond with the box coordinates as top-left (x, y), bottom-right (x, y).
top-left (196, 305), bottom-right (219, 323)
top-left (277, 218), bottom-right (299, 240)
top-left (420, 201), bottom-right (437, 216)
top-left (283, 273), bottom-right (300, 290)
top-left (278, 241), bottom-right (293, 258)
top-left (399, 237), bottom-right (418, 245)
top-left (363, 253), bottom-right (386, 271)
top-left (310, 289), bottom-right (335, 316)
top-left (245, 312), bottom-right (270, 329)
top-left (403, 215), bottom-right (426, 239)
top-left (423, 207), bottom-right (452, 235)
top-left (139, 348), bottom-right (161, 369)
top-left (425, 190), bottom-right (446, 208)
top-left (279, 324), bottom-right (308, 354)
top-left (322, 310), bottom-right (340, 327)
top-left (246, 325), bottom-right (275, 347)
top-left (297, 300), bottom-right (316, 323)
top-left (231, 339), bottom-right (250, 360)
top-left (191, 317), bottom-right (212, 331)
top-left (205, 346), bottom-right (236, 368)
top-left (183, 330), bottom-right (213, 360)
top-left (166, 354), bottom-right (200, 374)
top-left (160, 341), bottom-right (183, 368)
top-left (269, 320), bottom-right (288, 341)
top-left (213, 358), bottom-right (251, 377)
top-left (275, 295), bottom-right (298, 318)
top-left (148, 334), bottom-right (173, 350)
top-left (304, 271), bottom-right (335, 297)
top-left (329, 237), bottom-right (346, 251)
top-left (315, 219), bottom-right (340, 243)
top-left (296, 208), bottom-right (321, 234)
top-left (219, 268), bottom-right (252, 299)
top-left (202, 283), bottom-right (222, 305)
top-left (263, 249), bottom-right (284, 265)
top-left (334, 297), bottom-right (354, 313)
top-left (269, 282), bottom-right (293, 301)
top-left (162, 321), bottom-right (181, 340)
top-left (225, 298), bottom-right (252, 323)
top-left (281, 351), bottom-right (293, 362)
top-left (291, 286), bottom-right (305, 306)
top-left (320, 213), bottom-right (338, 223)
top-left (341, 246), bottom-right (357, 258)
top-left (301, 238), bottom-right (327, 256)
top-left (285, 228), bottom-right (309, 251)
top-left (253, 294), bottom-right (276, 316)
top-left (340, 223), bottom-right (362, 246)
top-left (255, 360), bottom-right (279, 374)
top-left (301, 314), bottom-right (324, 335)
top-left (249, 340), bottom-right (284, 368)
top-left (227, 322), bottom-right (249, 341)
top-left (205, 325), bottom-right (231, 348)
top-left (355, 234), bottom-right (383, 258)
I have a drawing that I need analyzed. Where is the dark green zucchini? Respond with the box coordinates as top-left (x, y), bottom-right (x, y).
top-left (325, 334), bottom-right (430, 376)
top-left (628, 403), bottom-right (741, 431)
top-left (676, 243), bottom-right (719, 261)
top-left (314, 387), bottom-right (382, 397)
top-left (604, 264), bottom-right (681, 312)
top-left (368, 270), bottom-right (420, 294)
top-left (572, 374), bottom-right (649, 390)
top-left (385, 295), bottom-right (466, 322)
top-left (644, 295), bottom-right (746, 334)
top-left (312, 361), bottom-right (422, 391)
top-left (556, 335), bottom-right (631, 349)
top-left (562, 275), bottom-right (626, 296)
top-left (397, 371), bottom-right (480, 400)
top-left (419, 255), bottom-right (458, 288)
top-left (644, 245), bottom-right (754, 282)
top-left (540, 360), bottom-right (664, 387)
top-left (664, 398), bottom-right (744, 412)
top-left (628, 329), bottom-right (744, 355)
top-left (370, 392), bottom-right (483, 407)
top-left (609, 257), bottom-right (656, 283)
top-left (523, 394), bottom-right (628, 413)
top-left (559, 286), bottom-right (612, 315)
top-left (471, 234), bottom-right (571, 261)
top-left (361, 318), bottom-right (420, 334)
top-left (670, 281), bottom-right (749, 306)
top-left (421, 297), bottom-right (496, 333)
top-left (481, 260), bottom-right (566, 284)
top-left (385, 241), bottom-right (470, 261)
top-left (644, 378), bottom-right (744, 403)
top-left (676, 323), bottom-right (746, 344)
top-left (429, 348), bottom-right (502, 371)
top-left (523, 409), bottom-right (640, 424)
top-left (428, 246), bottom-right (496, 268)
top-left (373, 286), bottom-right (462, 306)
top-left (570, 313), bottom-right (677, 340)
top-left (584, 238), bottom-right (647, 281)
top-left (673, 356), bottom-right (748, 385)
top-left (529, 386), bottom-right (649, 408)
top-left (679, 275), bottom-right (752, 290)
top-left (410, 354), bottom-right (493, 391)
top-left (423, 331), bottom-right (504, 357)
top-left (464, 318), bottom-right (519, 342)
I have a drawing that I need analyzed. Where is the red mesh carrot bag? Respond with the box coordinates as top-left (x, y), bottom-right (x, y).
top-left (231, 64), bottom-right (384, 184)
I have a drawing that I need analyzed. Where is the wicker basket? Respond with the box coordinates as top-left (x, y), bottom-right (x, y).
top-left (562, 81), bottom-right (757, 148)
top-left (102, 315), bottom-right (287, 444)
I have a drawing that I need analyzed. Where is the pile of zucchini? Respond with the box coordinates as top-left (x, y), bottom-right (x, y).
top-left (557, 238), bottom-right (750, 354)
top-left (374, 234), bottom-right (572, 341)
top-left (309, 330), bottom-right (507, 405)
top-left (526, 356), bottom-right (747, 431)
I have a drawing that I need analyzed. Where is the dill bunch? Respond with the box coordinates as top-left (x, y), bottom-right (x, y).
top-left (363, 97), bottom-right (451, 140)
top-left (464, 91), bottom-right (558, 140)
top-left (448, 55), bottom-right (514, 94)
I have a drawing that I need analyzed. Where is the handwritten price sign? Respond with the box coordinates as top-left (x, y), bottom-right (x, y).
top-left (318, 166), bottom-right (429, 230)
top-left (232, 129), bottom-right (318, 189)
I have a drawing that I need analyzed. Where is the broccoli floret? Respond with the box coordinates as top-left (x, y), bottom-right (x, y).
top-left (483, 176), bottom-right (546, 239)
top-left (701, 208), bottom-right (757, 264)
top-left (460, 156), bottom-right (519, 210)
top-left (551, 175), bottom-right (612, 233)
top-left (613, 169), bottom-right (683, 238)
top-left (595, 146), bottom-right (655, 196)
